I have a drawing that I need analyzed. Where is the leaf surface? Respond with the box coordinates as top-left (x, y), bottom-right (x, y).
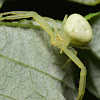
top-left (68, 0), bottom-right (100, 6)
top-left (0, 0), bottom-right (5, 8)
top-left (86, 12), bottom-right (100, 99)
top-left (0, 23), bottom-right (77, 100)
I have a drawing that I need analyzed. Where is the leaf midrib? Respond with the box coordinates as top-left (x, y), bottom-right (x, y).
top-left (0, 53), bottom-right (76, 92)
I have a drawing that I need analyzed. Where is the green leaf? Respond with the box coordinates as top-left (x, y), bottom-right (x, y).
top-left (84, 12), bottom-right (100, 20)
top-left (87, 12), bottom-right (100, 99)
top-left (89, 13), bottom-right (100, 58)
top-left (67, 0), bottom-right (100, 6)
top-left (0, 0), bottom-right (5, 8)
top-left (87, 53), bottom-right (100, 99)
top-left (0, 22), bottom-right (77, 100)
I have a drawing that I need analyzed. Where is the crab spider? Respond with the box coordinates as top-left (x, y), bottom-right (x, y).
top-left (0, 11), bottom-right (92, 100)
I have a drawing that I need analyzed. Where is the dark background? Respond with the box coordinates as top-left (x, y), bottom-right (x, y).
top-left (1, 0), bottom-right (100, 100)
top-left (0, 0), bottom-right (100, 20)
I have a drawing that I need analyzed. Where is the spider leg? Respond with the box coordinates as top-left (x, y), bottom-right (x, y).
top-left (62, 46), bottom-right (86, 100)
top-left (72, 45), bottom-right (91, 50)
top-left (62, 58), bottom-right (71, 69)
top-left (68, 46), bottom-right (78, 55)
top-left (0, 12), bottom-right (54, 38)
top-left (0, 14), bottom-right (32, 21)
top-left (31, 13), bottom-right (55, 38)
top-left (43, 17), bottom-right (58, 32)
top-left (0, 11), bottom-right (30, 16)
top-left (62, 46), bottom-right (77, 69)
top-left (61, 14), bottom-right (68, 30)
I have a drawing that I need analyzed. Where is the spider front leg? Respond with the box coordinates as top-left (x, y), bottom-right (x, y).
top-left (0, 11), bottom-right (30, 16)
top-left (62, 46), bottom-right (86, 100)
top-left (0, 11), bottom-right (55, 38)
top-left (61, 14), bottom-right (68, 30)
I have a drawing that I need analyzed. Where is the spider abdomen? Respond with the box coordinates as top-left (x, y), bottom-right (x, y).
top-left (64, 14), bottom-right (92, 45)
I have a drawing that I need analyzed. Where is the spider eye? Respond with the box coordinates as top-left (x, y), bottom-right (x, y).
top-left (63, 14), bottom-right (92, 45)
